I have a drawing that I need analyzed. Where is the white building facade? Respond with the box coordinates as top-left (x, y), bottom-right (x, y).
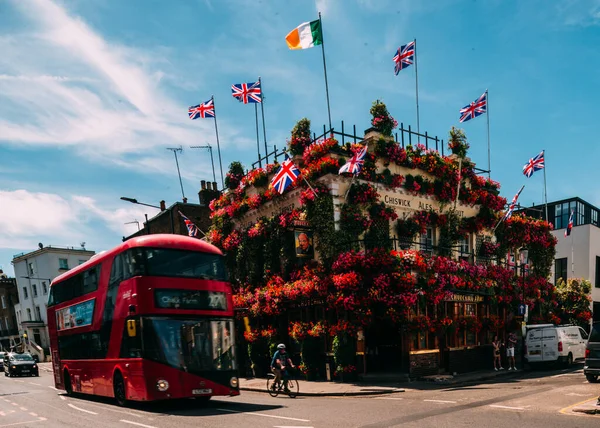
top-left (11, 245), bottom-right (95, 360)
top-left (519, 197), bottom-right (600, 321)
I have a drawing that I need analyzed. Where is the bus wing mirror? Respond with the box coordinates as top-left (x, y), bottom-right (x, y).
top-left (127, 320), bottom-right (137, 337)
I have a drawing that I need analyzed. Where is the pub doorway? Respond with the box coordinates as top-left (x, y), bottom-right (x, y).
top-left (365, 320), bottom-right (405, 372)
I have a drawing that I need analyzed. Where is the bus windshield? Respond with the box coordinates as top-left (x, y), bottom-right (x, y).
top-left (142, 317), bottom-right (236, 373)
top-left (128, 248), bottom-right (228, 281)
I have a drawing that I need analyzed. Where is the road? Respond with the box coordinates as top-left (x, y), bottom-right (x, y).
top-left (1, 365), bottom-right (599, 428)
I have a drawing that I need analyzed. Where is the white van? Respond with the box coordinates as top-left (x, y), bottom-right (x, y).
top-left (525, 324), bottom-right (588, 366)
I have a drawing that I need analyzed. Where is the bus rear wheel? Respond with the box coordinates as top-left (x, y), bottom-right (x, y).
top-left (113, 372), bottom-right (128, 407)
top-left (64, 370), bottom-right (73, 395)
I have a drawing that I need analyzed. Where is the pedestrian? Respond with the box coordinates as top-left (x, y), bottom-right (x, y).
top-left (492, 335), bottom-right (503, 371)
top-left (506, 331), bottom-right (517, 370)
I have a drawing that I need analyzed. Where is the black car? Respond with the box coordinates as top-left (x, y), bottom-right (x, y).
top-left (584, 322), bottom-right (600, 383)
top-left (3, 352), bottom-right (39, 377)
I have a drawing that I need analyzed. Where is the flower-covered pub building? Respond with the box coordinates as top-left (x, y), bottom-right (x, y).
top-left (207, 101), bottom-right (561, 380)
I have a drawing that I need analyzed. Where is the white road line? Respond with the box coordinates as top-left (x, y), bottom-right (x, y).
top-left (14, 380), bottom-right (24, 383)
top-left (273, 426), bottom-right (315, 428)
top-left (489, 405), bottom-right (527, 410)
top-left (48, 386), bottom-right (59, 391)
top-left (217, 408), bottom-right (310, 422)
top-left (67, 403), bottom-right (98, 415)
top-left (424, 399), bottom-right (457, 404)
top-left (119, 420), bottom-right (157, 428)
top-left (10, 402), bottom-right (18, 406)
top-left (567, 392), bottom-right (590, 397)
top-left (28, 382), bottom-right (41, 386)
top-left (19, 407), bottom-right (27, 411)
top-left (75, 401), bottom-right (144, 418)
top-left (0, 418), bottom-right (47, 427)
top-left (59, 396), bottom-right (66, 401)
top-left (374, 397), bottom-right (404, 400)
top-left (29, 412), bottom-right (38, 417)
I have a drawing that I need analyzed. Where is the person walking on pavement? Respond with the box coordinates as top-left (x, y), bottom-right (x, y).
top-left (492, 335), bottom-right (503, 371)
top-left (506, 331), bottom-right (517, 370)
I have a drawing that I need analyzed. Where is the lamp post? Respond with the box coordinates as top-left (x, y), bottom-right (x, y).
top-left (120, 197), bottom-right (173, 233)
top-left (518, 248), bottom-right (529, 370)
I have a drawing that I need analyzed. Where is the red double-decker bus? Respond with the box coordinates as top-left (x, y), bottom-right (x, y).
top-left (47, 234), bottom-right (239, 406)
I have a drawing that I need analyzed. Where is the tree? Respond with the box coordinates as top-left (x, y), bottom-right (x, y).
top-left (554, 278), bottom-right (592, 328)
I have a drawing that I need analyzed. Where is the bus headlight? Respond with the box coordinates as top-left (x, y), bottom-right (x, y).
top-left (230, 377), bottom-right (238, 388)
top-left (156, 379), bottom-right (169, 392)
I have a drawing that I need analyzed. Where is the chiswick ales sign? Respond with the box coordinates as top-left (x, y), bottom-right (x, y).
top-left (380, 190), bottom-right (480, 219)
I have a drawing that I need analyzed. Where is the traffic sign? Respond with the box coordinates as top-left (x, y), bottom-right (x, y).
top-left (518, 303), bottom-right (526, 316)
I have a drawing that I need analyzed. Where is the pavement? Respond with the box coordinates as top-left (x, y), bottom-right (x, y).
top-left (571, 398), bottom-right (600, 415)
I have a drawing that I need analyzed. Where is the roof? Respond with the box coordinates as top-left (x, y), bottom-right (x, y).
top-left (51, 234), bottom-right (223, 286)
top-left (12, 246), bottom-right (95, 263)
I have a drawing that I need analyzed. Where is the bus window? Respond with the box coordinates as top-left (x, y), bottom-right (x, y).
top-left (143, 248), bottom-right (227, 281)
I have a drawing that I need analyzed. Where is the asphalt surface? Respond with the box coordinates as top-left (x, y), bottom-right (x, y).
top-left (1, 364), bottom-right (599, 427)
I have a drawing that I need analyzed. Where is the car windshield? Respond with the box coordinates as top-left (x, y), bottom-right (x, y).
top-left (590, 324), bottom-right (600, 342)
top-left (11, 354), bottom-right (34, 361)
top-left (142, 317), bottom-right (236, 374)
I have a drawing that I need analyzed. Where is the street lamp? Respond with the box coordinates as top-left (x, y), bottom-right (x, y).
top-left (518, 247), bottom-right (529, 370)
top-left (120, 197), bottom-right (174, 234)
top-left (120, 197), bottom-right (161, 210)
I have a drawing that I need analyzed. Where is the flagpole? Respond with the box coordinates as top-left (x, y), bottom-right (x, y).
top-left (259, 76), bottom-right (269, 164)
top-left (414, 38), bottom-right (421, 144)
top-left (486, 89), bottom-right (491, 179)
top-left (492, 184), bottom-right (525, 233)
top-left (543, 149), bottom-right (548, 222)
top-left (454, 158), bottom-right (462, 209)
top-left (211, 95), bottom-right (225, 189)
top-left (254, 103), bottom-right (262, 168)
top-left (318, 12), bottom-right (332, 131)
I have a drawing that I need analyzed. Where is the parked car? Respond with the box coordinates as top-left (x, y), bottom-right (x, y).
top-left (525, 324), bottom-right (588, 366)
top-left (0, 352), bottom-right (5, 369)
top-left (584, 322), bottom-right (600, 383)
top-left (3, 352), bottom-right (39, 377)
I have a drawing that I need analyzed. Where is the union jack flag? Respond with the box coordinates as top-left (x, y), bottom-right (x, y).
top-left (565, 210), bottom-right (574, 238)
top-left (231, 81), bottom-right (262, 104)
top-left (178, 211), bottom-right (199, 237)
top-left (522, 151), bottom-right (545, 178)
top-left (338, 144), bottom-right (368, 175)
top-left (270, 157), bottom-right (301, 194)
top-left (502, 185), bottom-right (524, 222)
top-left (393, 41), bottom-right (415, 75)
top-left (188, 99), bottom-right (214, 119)
top-left (459, 91), bottom-right (487, 123)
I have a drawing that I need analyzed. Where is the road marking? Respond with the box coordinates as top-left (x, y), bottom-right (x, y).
top-left (119, 421), bottom-right (157, 428)
top-left (19, 407), bottom-right (27, 411)
top-left (67, 403), bottom-right (98, 415)
top-left (29, 412), bottom-right (37, 417)
top-left (0, 411), bottom-right (15, 416)
top-left (567, 392), bottom-right (590, 397)
top-left (489, 405), bottom-right (527, 410)
top-left (559, 397), bottom-right (599, 415)
top-left (374, 397), bottom-right (404, 400)
top-left (28, 382), bottom-right (41, 386)
top-left (10, 402), bottom-right (18, 406)
top-left (217, 408), bottom-right (310, 422)
top-left (273, 426), bottom-right (315, 428)
top-left (14, 380), bottom-right (24, 383)
top-left (76, 401), bottom-right (145, 418)
top-left (48, 386), bottom-right (59, 391)
top-left (0, 418), bottom-right (47, 427)
top-left (59, 396), bottom-right (66, 401)
top-left (424, 399), bottom-right (457, 404)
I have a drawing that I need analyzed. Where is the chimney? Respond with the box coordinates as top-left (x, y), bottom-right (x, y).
top-left (212, 181), bottom-right (218, 192)
top-left (201, 180), bottom-right (206, 190)
top-left (160, 200), bottom-right (166, 211)
top-left (183, 197), bottom-right (188, 204)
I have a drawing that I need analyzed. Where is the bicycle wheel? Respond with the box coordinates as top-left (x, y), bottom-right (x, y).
top-left (286, 379), bottom-right (299, 398)
top-left (267, 377), bottom-right (279, 397)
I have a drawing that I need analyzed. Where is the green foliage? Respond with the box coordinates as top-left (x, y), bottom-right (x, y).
top-left (332, 332), bottom-right (356, 369)
top-left (448, 127), bottom-right (470, 158)
top-left (554, 278), bottom-right (593, 328)
top-left (305, 190), bottom-right (338, 263)
top-left (289, 118), bottom-right (312, 156)
top-left (225, 161), bottom-right (245, 190)
top-left (369, 100), bottom-right (397, 137)
top-left (437, 209), bottom-right (464, 257)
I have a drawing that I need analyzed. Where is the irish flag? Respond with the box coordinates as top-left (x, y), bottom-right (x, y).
top-left (285, 20), bottom-right (323, 50)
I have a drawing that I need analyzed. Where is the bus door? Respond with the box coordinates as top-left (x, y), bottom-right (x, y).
top-left (52, 348), bottom-right (63, 387)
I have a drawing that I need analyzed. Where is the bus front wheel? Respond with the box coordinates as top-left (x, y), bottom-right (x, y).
top-left (113, 372), bottom-right (128, 407)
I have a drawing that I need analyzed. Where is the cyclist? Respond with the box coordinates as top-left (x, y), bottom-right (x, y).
top-left (271, 344), bottom-right (294, 391)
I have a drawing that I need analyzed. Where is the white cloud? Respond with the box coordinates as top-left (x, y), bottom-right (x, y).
top-left (0, 190), bottom-right (151, 250)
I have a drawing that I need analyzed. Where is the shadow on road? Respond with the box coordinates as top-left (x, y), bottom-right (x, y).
top-left (65, 392), bottom-right (285, 417)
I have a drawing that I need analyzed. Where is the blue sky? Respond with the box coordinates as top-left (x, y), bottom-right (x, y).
top-left (1, 0), bottom-right (600, 276)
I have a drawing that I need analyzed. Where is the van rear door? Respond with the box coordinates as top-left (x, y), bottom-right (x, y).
top-left (541, 328), bottom-right (558, 362)
top-left (526, 329), bottom-right (544, 363)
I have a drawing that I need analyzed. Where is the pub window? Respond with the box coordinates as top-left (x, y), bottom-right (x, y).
top-left (459, 236), bottom-right (469, 255)
top-left (420, 228), bottom-right (433, 255)
top-left (466, 331), bottom-right (476, 346)
top-left (555, 258), bottom-right (568, 285)
top-left (59, 259), bottom-right (69, 270)
top-left (465, 303), bottom-right (476, 317)
top-left (577, 201), bottom-right (585, 226)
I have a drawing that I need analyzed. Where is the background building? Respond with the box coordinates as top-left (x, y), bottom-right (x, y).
top-left (0, 275), bottom-right (19, 351)
top-left (518, 197), bottom-right (600, 321)
top-left (11, 244), bottom-right (95, 361)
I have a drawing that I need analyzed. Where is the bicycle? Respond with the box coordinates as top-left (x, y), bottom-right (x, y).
top-left (266, 368), bottom-right (299, 398)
